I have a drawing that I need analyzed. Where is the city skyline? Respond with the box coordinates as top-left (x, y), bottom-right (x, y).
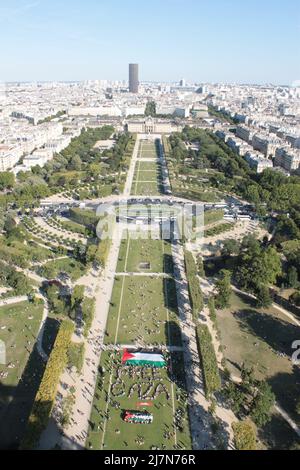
top-left (0, 0), bottom-right (300, 449)
top-left (0, 0), bottom-right (299, 85)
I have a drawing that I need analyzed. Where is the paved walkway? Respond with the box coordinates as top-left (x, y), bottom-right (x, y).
top-left (115, 271), bottom-right (171, 277)
top-left (38, 135), bottom-right (142, 450)
top-left (275, 404), bottom-right (300, 438)
top-left (37, 134), bottom-right (236, 451)
top-left (102, 344), bottom-right (184, 352)
top-left (35, 294), bottom-right (50, 362)
top-left (35, 216), bottom-right (87, 244)
top-left (171, 241), bottom-right (235, 449)
top-left (202, 282), bottom-right (300, 442)
top-left (232, 285), bottom-right (300, 328)
top-left (0, 295), bottom-right (28, 307)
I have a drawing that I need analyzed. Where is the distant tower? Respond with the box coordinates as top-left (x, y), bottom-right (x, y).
top-left (180, 78), bottom-right (186, 87)
top-left (129, 63), bottom-right (139, 93)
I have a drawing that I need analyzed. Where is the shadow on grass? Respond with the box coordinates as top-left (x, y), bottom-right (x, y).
top-left (235, 308), bottom-right (300, 356)
top-left (267, 367), bottom-right (300, 426)
top-left (165, 320), bottom-right (184, 363)
top-left (0, 318), bottom-right (60, 449)
top-left (0, 346), bottom-right (46, 449)
top-left (163, 278), bottom-right (179, 316)
top-left (42, 317), bottom-right (60, 355)
top-left (163, 253), bottom-right (174, 275)
top-left (258, 411), bottom-right (300, 450)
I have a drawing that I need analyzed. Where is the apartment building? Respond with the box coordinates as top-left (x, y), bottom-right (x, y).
top-left (245, 152), bottom-right (273, 173)
top-left (274, 147), bottom-right (300, 172)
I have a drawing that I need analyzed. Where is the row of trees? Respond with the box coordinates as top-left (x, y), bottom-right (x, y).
top-left (219, 235), bottom-right (282, 308)
top-left (224, 366), bottom-right (275, 428)
top-left (196, 324), bottom-right (221, 397)
top-left (184, 249), bottom-right (204, 320)
top-left (22, 319), bottom-right (74, 449)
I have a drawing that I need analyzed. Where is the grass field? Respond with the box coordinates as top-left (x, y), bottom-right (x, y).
top-left (0, 300), bottom-right (50, 449)
top-left (217, 291), bottom-right (300, 447)
top-left (133, 181), bottom-right (163, 196)
top-left (86, 351), bottom-right (191, 450)
top-left (133, 170), bottom-right (161, 182)
top-left (104, 275), bottom-right (181, 346)
top-left (137, 140), bottom-right (158, 160)
top-left (36, 257), bottom-right (86, 281)
top-left (136, 161), bottom-right (161, 171)
top-left (0, 301), bottom-right (43, 390)
top-left (117, 236), bottom-right (173, 274)
top-left (87, 137), bottom-right (191, 450)
top-left (132, 140), bottom-right (164, 196)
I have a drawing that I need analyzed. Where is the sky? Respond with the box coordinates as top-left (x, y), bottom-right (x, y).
top-left (0, 0), bottom-right (299, 84)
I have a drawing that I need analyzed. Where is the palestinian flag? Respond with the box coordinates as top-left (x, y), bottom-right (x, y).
top-left (122, 349), bottom-right (166, 367)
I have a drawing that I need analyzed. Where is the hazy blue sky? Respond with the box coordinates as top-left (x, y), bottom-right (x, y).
top-left (1, 0), bottom-right (299, 84)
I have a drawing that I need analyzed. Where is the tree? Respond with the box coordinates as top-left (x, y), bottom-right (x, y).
top-left (273, 216), bottom-right (300, 245)
top-left (0, 172), bottom-right (15, 190)
top-left (256, 284), bottom-right (272, 308)
top-left (236, 245), bottom-right (281, 293)
top-left (250, 381), bottom-right (275, 427)
top-left (296, 399), bottom-right (300, 416)
top-left (245, 185), bottom-right (261, 205)
top-left (145, 101), bottom-right (156, 117)
top-left (4, 215), bottom-right (17, 235)
top-left (208, 296), bottom-right (216, 323)
top-left (232, 420), bottom-right (257, 450)
top-left (196, 255), bottom-right (205, 277)
top-left (8, 271), bottom-right (31, 294)
top-left (287, 266), bottom-right (298, 288)
top-left (214, 269), bottom-right (232, 309)
top-left (68, 155), bottom-right (82, 171)
top-left (289, 291), bottom-right (300, 307)
top-left (70, 285), bottom-right (85, 310)
top-left (221, 239), bottom-right (240, 257)
top-left (224, 381), bottom-right (245, 414)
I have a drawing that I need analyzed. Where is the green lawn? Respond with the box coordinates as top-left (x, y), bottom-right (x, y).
top-left (172, 186), bottom-right (220, 203)
top-left (117, 236), bottom-right (173, 274)
top-left (104, 276), bottom-right (181, 346)
top-left (0, 300), bottom-right (43, 390)
top-left (137, 161), bottom-right (161, 171)
top-left (86, 351), bottom-right (191, 450)
top-left (36, 257), bottom-right (86, 281)
top-left (133, 181), bottom-right (163, 196)
top-left (133, 170), bottom-right (161, 182)
top-left (217, 292), bottom-right (300, 430)
top-left (132, 140), bottom-right (163, 195)
top-left (137, 141), bottom-right (158, 159)
top-left (0, 300), bottom-right (49, 449)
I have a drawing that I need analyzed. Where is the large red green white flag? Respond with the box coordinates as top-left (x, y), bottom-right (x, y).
top-left (122, 349), bottom-right (166, 367)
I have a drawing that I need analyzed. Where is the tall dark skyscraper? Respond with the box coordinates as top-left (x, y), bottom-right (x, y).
top-left (129, 63), bottom-right (139, 93)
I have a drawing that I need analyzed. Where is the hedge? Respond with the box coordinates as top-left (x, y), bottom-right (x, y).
top-left (204, 222), bottom-right (233, 237)
top-left (204, 209), bottom-right (224, 226)
top-left (232, 420), bottom-right (257, 450)
top-left (67, 342), bottom-right (85, 373)
top-left (162, 135), bottom-right (171, 158)
top-left (69, 207), bottom-right (99, 227)
top-left (184, 249), bottom-right (204, 321)
top-left (196, 324), bottom-right (221, 397)
top-left (82, 297), bottom-right (96, 337)
top-left (208, 296), bottom-right (217, 324)
top-left (21, 319), bottom-right (74, 449)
